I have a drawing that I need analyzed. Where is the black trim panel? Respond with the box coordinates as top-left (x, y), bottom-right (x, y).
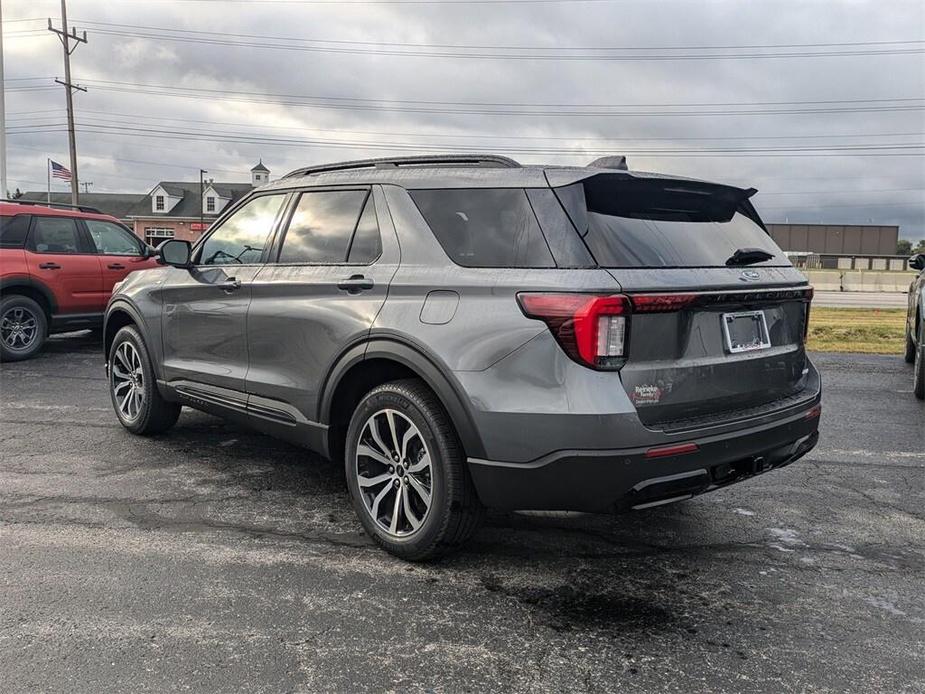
top-left (467, 406), bottom-right (820, 512)
top-left (0, 275), bottom-right (59, 313)
top-left (51, 312), bottom-right (103, 331)
top-left (320, 336), bottom-right (486, 459)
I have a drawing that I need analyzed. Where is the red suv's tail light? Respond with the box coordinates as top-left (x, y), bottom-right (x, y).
top-left (517, 293), bottom-right (630, 370)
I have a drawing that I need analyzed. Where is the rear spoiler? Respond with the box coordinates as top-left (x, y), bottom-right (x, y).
top-left (555, 174), bottom-right (769, 235)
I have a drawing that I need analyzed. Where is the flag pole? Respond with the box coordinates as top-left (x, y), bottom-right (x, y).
top-left (47, 158), bottom-right (51, 205)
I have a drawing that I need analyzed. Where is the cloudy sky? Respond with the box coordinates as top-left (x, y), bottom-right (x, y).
top-left (4, 0), bottom-right (924, 239)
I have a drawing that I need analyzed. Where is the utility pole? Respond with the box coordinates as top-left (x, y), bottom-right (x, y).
top-left (81, 181), bottom-right (93, 194)
top-left (199, 169), bottom-right (208, 232)
top-left (0, 0), bottom-right (8, 200)
top-left (48, 0), bottom-right (86, 207)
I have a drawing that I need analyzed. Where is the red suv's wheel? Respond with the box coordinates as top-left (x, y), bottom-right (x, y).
top-left (0, 295), bottom-right (47, 362)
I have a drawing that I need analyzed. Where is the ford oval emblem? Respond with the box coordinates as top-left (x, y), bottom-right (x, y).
top-left (740, 270), bottom-right (761, 282)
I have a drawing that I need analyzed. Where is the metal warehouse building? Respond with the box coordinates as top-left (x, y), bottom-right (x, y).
top-left (766, 223), bottom-right (899, 256)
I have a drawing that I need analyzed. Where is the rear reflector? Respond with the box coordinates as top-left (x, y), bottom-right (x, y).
top-left (630, 293), bottom-right (698, 313)
top-left (517, 293), bottom-right (630, 370)
top-left (805, 403), bottom-right (822, 420)
top-left (645, 442), bottom-right (699, 459)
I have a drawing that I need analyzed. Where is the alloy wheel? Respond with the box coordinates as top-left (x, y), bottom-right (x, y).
top-left (111, 341), bottom-right (146, 421)
top-left (355, 409), bottom-right (433, 537)
top-left (0, 306), bottom-right (38, 351)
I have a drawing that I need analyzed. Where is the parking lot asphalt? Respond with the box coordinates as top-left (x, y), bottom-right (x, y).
top-left (1, 334), bottom-right (923, 693)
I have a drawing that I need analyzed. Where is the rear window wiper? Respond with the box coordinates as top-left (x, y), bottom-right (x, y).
top-left (726, 247), bottom-right (774, 266)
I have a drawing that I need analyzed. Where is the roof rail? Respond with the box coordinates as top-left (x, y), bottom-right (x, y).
top-left (1, 198), bottom-right (103, 214)
top-left (283, 154), bottom-right (520, 179)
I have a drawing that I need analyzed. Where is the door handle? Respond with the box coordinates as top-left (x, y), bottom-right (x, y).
top-left (107, 263), bottom-right (126, 270)
top-left (221, 277), bottom-right (242, 293)
top-left (38, 262), bottom-right (61, 270)
top-left (337, 274), bottom-right (375, 294)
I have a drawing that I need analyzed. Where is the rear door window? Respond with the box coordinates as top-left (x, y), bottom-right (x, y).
top-left (85, 220), bottom-right (143, 256)
top-left (278, 190), bottom-right (369, 264)
top-left (31, 217), bottom-right (81, 254)
top-left (556, 175), bottom-right (785, 268)
top-left (409, 188), bottom-right (554, 268)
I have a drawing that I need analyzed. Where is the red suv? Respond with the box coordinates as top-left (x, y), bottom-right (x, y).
top-left (0, 200), bottom-right (159, 361)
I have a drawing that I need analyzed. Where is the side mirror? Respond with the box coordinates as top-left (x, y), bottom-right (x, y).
top-left (141, 244), bottom-right (156, 258)
top-left (158, 239), bottom-right (193, 268)
top-left (909, 254), bottom-right (925, 271)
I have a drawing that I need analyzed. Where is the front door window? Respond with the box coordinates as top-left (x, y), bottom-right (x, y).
top-left (198, 194), bottom-right (286, 266)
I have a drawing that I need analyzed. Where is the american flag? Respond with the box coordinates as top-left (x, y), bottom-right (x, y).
top-left (50, 160), bottom-right (72, 181)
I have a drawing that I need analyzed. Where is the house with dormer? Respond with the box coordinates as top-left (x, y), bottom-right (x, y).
top-left (127, 161), bottom-right (270, 247)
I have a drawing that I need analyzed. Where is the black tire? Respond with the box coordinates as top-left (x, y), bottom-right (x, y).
top-left (344, 378), bottom-right (484, 561)
top-left (0, 295), bottom-right (47, 362)
top-left (108, 325), bottom-right (181, 434)
top-left (904, 325), bottom-right (916, 364)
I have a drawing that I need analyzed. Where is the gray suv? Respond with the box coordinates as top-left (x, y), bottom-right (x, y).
top-left (104, 154), bottom-right (821, 559)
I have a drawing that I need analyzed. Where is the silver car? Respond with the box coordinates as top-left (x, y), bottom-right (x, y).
top-left (104, 155), bottom-right (821, 560)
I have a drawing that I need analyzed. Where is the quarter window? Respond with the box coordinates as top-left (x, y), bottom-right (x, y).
top-left (278, 190), bottom-right (369, 264)
top-left (347, 196), bottom-right (382, 264)
top-left (409, 188), bottom-right (554, 268)
top-left (0, 214), bottom-right (31, 248)
top-left (31, 217), bottom-right (81, 254)
top-left (199, 194), bottom-right (286, 266)
top-left (86, 220), bottom-right (142, 256)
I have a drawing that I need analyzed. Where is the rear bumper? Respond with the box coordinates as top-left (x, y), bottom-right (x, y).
top-left (467, 395), bottom-right (821, 512)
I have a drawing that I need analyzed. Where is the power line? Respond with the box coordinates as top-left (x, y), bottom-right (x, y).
top-left (81, 25), bottom-right (925, 60)
top-left (72, 79), bottom-right (925, 117)
top-left (11, 107), bottom-right (923, 146)
top-left (8, 142), bottom-right (245, 176)
top-left (9, 121), bottom-right (924, 157)
top-left (72, 19), bottom-right (925, 53)
top-left (6, 109), bottom-right (64, 117)
top-left (11, 118), bottom-right (925, 153)
top-left (62, 0), bottom-right (907, 5)
top-left (18, 85), bottom-right (925, 110)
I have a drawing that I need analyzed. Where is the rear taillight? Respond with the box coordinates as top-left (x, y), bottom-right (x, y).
top-left (517, 293), bottom-right (630, 370)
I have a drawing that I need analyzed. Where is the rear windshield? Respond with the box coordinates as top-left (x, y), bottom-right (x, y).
top-left (409, 188), bottom-right (554, 268)
top-left (556, 175), bottom-right (786, 268)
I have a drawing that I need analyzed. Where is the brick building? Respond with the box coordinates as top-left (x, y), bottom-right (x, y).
top-left (126, 161), bottom-right (269, 247)
top-left (766, 223), bottom-right (899, 256)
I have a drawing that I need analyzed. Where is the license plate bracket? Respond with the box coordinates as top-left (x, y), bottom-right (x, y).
top-left (722, 310), bottom-right (771, 354)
